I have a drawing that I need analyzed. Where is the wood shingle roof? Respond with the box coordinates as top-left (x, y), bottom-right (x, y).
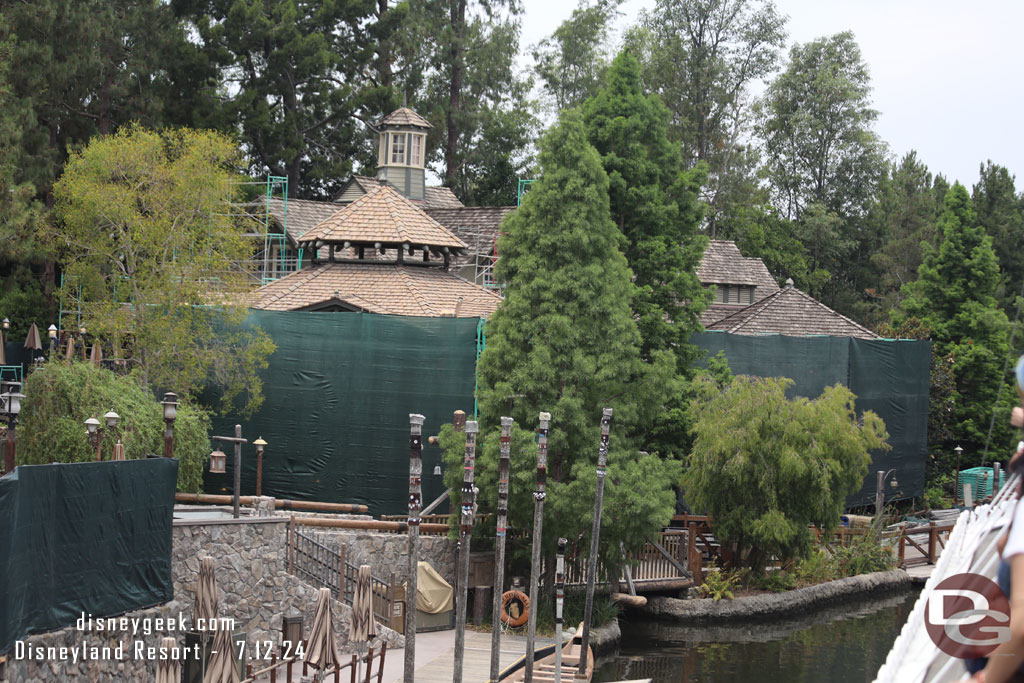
top-left (380, 107), bottom-right (433, 129)
top-left (297, 185), bottom-right (467, 250)
top-left (336, 176), bottom-right (464, 209)
top-left (705, 284), bottom-right (877, 339)
top-left (250, 262), bottom-right (502, 318)
top-left (425, 206), bottom-right (516, 256)
top-left (697, 240), bottom-right (780, 292)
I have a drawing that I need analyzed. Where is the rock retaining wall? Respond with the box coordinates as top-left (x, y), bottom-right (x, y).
top-left (635, 569), bottom-right (912, 623)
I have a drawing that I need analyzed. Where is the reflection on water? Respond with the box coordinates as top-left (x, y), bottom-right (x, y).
top-left (594, 589), bottom-right (918, 683)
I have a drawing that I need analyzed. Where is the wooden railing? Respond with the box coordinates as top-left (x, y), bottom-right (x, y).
top-left (288, 527), bottom-right (405, 634)
top-left (890, 522), bottom-right (955, 568)
top-left (240, 644), bottom-right (386, 683)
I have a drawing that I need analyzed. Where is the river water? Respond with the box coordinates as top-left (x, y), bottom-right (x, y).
top-left (594, 589), bottom-right (919, 683)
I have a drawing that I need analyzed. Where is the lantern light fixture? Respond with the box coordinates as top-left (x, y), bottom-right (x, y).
top-left (103, 410), bottom-right (120, 429)
top-left (209, 449), bottom-right (226, 474)
top-left (47, 324), bottom-right (57, 339)
top-left (84, 417), bottom-right (100, 435)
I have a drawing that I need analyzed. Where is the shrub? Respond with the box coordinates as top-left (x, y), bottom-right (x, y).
top-left (17, 361), bottom-right (210, 491)
top-left (700, 566), bottom-right (742, 601)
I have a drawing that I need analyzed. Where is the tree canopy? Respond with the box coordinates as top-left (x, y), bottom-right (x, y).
top-left (52, 126), bottom-right (275, 414)
top-left (469, 111), bottom-right (681, 570)
top-left (684, 375), bottom-right (889, 569)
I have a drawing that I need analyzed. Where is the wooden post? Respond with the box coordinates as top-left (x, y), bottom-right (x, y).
top-left (578, 408), bottom-right (612, 678)
top-left (554, 537), bottom-right (567, 683)
top-left (490, 416), bottom-right (514, 682)
top-left (874, 470), bottom-right (884, 523)
top-left (339, 544), bottom-right (347, 598)
top-left (928, 521), bottom-right (937, 564)
top-left (288, 515), bottom-right (296, 574)
top-left (898, 527), bottom-right (906, 567)
top-left (453, 420), bottom-right (478, 683)
top-left (405, 413), bottom-right (425, 681)
top-left (473, 585), bottom-right (490, 626)
top-left (525, 411), bottom-right (550, 683)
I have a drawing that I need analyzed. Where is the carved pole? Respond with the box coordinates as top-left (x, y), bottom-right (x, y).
top-left (405, 413), bottom-right (425, 682)
top-left (453, 420), bottom-right (478, 683)
top-left (489, 416), bottom-right (514, 681)
top-left (554, 537), bottom-right (567, 683)
top-left (524, 411), bottom-right (551, 683)
top-left (577, 408), bottom-right (612, 678)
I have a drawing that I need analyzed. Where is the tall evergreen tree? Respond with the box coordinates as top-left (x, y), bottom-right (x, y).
top-left (972, 161), bottom-right (1024, 310)
top-left (172, 0), bottom-right (382, 199)
top-left (895, 183), bottom-right (1013, 458)
top-left (581, 51), bottom-right (709, 364)
top-left (469, 111), bottom-right (681, 571)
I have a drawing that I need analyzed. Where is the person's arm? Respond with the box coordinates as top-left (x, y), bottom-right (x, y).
top-left (977, 554), bottom-right (1024, 683)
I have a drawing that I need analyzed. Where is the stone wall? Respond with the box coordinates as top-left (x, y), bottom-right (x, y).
top-left (2, 516), bottom-right (404, 682)
top-left (311, 529), bottom-right (457, 586)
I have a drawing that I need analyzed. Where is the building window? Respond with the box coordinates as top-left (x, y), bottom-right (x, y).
top-left (390, 133), bottom-right (406, 164)
top-left (410, 135), bottom-right (423, 167)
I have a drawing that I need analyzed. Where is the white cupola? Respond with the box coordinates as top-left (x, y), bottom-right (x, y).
top-left (377, 107), bottom-right (432, 202)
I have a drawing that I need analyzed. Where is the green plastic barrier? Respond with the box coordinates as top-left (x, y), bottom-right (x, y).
top-left (692, 333), bottom-right (931, 506)
top-left (207, 312), bottom-right (479, 516)
top-left (0, 458), bottom-right (178, 654)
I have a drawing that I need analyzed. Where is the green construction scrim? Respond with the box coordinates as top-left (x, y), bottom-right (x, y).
top-left (0, 458), bottom-right (178, 654)
top-left (206, 311), bottom-right (480, 516)
top-left (691, 332), bottom-right (930, 506)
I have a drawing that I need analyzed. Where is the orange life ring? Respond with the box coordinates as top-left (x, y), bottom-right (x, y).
top-left (500, 590), bottom-right (530, 627)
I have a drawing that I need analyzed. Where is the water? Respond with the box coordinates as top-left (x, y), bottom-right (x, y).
top-left (594, 589), bottom-right (918, 683)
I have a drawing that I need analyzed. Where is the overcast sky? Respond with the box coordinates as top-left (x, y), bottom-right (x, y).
top-left (519, 0), bottom-right (1024, 190)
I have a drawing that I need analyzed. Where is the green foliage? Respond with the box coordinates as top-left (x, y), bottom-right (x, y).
top-left (626, 0), bottom-right (786, 230)
top-left (0, 280), bottom-right (48, 340)
top-left (474, 111), bottom-right (681, 573)
top-left (830, 535), bottom-right (896, 577)
top-left (748, 568), bottom-right (797, 593)
top-left (895, 183), bottom-right (1013, 458)
top-left (532, 0), bottom-right (620, 113)
top-left (684, 375), bottom-right (889, 569)
top-left (172, 0), bottom-right (381, 199)
top-left (700, 567), bottom-right (742, 601)
top-left (17, 362), bottom-right (210, 491)
top-left (52, 126), bottom-right (275, 414)
top-left (972, 161), bottom-right (1024, 310)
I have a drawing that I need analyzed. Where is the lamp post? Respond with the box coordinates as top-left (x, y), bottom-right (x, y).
top-left (875, 469), bottom-right (900, 523)
top-left (47, 324), bottom-right (57, 358)
top-left (211, 425), bottom-right (247, 518)
top-left (253, 437), bottom-right (267, 496)
top-left (2, 391), bottom-right (24, 474)
top-left (84, 411), bottom-right (119, 461)
top-left (2, 318), bottom-right (8, 330)
top-left (161, 392), bottom-right (179, 458)
top-left (954, 445), bottom-right (964, 506)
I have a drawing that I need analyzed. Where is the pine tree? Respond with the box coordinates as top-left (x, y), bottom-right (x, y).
top-left (466, 111), bottom-right (681, 571)
top-left (896, 183), bottom-right (1013, 458)
top-left (582, 51), bottom-right (709, 364)
top-left (972, 161), bottom-right (1024, 309)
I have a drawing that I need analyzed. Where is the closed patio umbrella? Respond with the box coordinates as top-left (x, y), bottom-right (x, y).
top-left (64, 334), bottom-right (74, 361)
top-left (350, 565), bottom-right (378, 680)
top-left (203, 627), bottom-right (239, 683)
top-left (195, 557), bottom-right (219, 631)
top-left (23, 323), bottom-right (41, 350)
top-left (89, 342), bottom-right (102, 366)
top-left (155, 637), bottom-right (181, 683)
top-left (0, 327), bottom-right (6, 365)
top-left (305, 587), bottom-right (341, 682)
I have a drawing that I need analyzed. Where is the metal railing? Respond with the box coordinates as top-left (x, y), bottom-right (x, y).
top-left (288, 528), bottom-right (403, 632)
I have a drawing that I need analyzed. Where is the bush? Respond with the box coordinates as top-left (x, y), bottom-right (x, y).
top-left (749, 568), bottom-right (797, 592)
top-left (831, 535), bottom-right (896, 577)
top-left (17, 361), bottom-right (210, 491)
top-left (700, 566), bottom-right (742, 601)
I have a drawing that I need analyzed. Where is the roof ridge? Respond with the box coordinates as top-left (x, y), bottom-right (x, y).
top-left (713, 289), bottom-right (783, 331)
top-left (395, 266), bottom-right (436, 315)
top-left (786, 287), bottom-right (877, 337)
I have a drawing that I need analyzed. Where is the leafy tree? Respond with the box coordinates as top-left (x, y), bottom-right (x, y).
top-left (972, 161), bottom-right (1024, 310)
top-left (857, 152), bottom-right (941, 326)
top-left (17, 362), bottom-right (211, 492)
top-left (684, 375), bottom-right (889, 570)
top-left (582, 51), bottom-right (709, 365)
top-left (627, 0), bottom-right (786, 230)
top-left (52, 126), bottom-right (275, 414)
top-left (405, 0), bottom-right (536, 205)
top-left (469, 111), bottom-right (682, 574)
top-left (756, 31), bottom-right (887, 221)
top-left (895, 183), bottom-right (1013, 458)
top-left (532, 0), bottom-right (621, 113)
top-left (172, 0), bottom-right (382, 199)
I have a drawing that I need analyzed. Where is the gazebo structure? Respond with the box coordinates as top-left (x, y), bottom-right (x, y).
top-left (249, 183), bottom-right (502, 317)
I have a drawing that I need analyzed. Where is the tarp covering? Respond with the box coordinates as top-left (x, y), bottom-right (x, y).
top-left (0, 458), bottom-right (178, 654)
top-left (416, 561), bottom-right (453, 614)
top-left (692, 332), bottom-right (931, 506)
top-left (207, 311), bottom-right (479, 516)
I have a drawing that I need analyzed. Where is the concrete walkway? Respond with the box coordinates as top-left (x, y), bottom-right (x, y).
top-left (379, 628), bottom-right (558, 683)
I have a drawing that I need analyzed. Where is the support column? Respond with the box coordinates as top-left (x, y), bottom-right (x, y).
top-left (490, 416), bottom-right (514, 682)
top-left (578, 408), bottom-right (612, 678)
top-left (404, 413), bottom-right (425, 682)
top-left (453, 421), bottom-right (478, 683)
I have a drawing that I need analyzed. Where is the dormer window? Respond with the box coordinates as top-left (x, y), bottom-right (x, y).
top-left (714, 284), bottom-right (755, 304)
